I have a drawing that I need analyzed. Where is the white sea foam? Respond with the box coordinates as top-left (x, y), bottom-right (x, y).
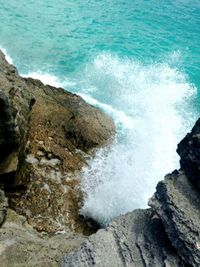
top-left (22, 71), bottom-right (63, 88)
top-left (21, 71), bottom-right (76, 89)
top-left (78, 93), bottom-right (136, 130)
top-left (0, 46), bottom-right (74, 88)
top-left (0, 47), bottom-right (13, 64)
top-left (78, 53), bottom-right (197, 225)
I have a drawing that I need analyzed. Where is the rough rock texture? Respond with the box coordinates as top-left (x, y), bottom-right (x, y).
top-left (177, 118), bottom-right (200, 188)
top-left (61, 209), bottom-right (186, 267)
top-left (0, 50), bottom-right (115, 234)
top-left (0, 91), bottom-right (18, 162)
top-left (0, 209), bottom-right (86, 267)
top-left (149, 170), bottom-right (200, 267)
top-left (0, 189), bottom-right (8, 225)
top-left (10, 77), bottom-right (115, 234)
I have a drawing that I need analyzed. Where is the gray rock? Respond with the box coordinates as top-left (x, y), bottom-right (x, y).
top-left (149, 170), bottom-right (200, 267)
top-left (177, 118), bottom-right (200, 188)
top-left (0, 209), bottom-right (87, 267)
top-left (61, 209), bottom-right (185, 267)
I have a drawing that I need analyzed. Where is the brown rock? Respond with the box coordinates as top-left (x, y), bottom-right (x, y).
top-left (0, 50), bottom-right (115, 234)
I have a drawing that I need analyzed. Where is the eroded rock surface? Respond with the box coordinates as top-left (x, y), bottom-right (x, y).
top-left (0, 50), bottom-right (115, 234)
top-left (149, 171), bottom-right (200, 267)
top-left (61, 209), bottom-right (186, 267)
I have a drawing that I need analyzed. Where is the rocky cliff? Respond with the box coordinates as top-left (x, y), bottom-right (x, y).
top-left (1, 50), bottom-right (200, 267)
top-left (0, 50), bottom-right (115, 234)
top-left (0, 50), bottom-right (115, 266)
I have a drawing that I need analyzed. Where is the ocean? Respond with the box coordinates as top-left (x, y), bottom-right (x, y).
top-left (0, 0), bottom-right (199, 224)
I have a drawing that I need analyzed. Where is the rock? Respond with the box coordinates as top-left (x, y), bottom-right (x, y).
top-left (0, 209), bottom-right (86, 267)
top-left (0, 189), bottom-right (8, 225)
top-left (177, 118), bottom-right (200, 188)
top-left (0, 50), bottom-right (115, 234)
top-left (0, 50), bottom-right (33, 191)
top-left (61, 209), bottom-right (186, 267)
top-left (0, 92), bottom-right (18, 162)
top-left (149, 170), bottom-right (200, 267)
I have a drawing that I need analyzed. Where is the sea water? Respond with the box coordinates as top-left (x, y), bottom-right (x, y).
top-left (0, 0), bottom-right (199, 224)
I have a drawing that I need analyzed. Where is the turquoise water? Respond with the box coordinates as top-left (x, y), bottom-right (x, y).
top-left (1, 1), bottom-right (200, 82)
top-left (0, 0), bottom-right (200, 223)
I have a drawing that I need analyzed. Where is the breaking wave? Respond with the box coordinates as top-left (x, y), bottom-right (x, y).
top-left (1, 48), bottom-right (197, 225)
top-left (78, 53), bottom-right (197, 225)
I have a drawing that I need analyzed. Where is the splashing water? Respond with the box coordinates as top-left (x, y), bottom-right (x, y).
top-left (2, 49), bottom-right (197, 225)
top-left (75, 53), bottom-right (197, 225)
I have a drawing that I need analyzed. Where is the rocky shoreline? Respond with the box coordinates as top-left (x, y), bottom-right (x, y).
top-left (0, 50), bottom-right (115, 266)
top-left (0, 50), bottom-right (200, 266)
